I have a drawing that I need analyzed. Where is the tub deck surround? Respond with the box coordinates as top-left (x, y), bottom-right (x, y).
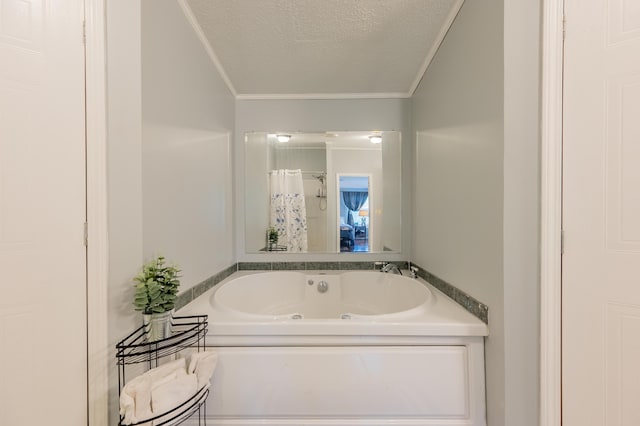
top-left (174, 262), bottom-right (238, 310)
top-left (175, 261), bottom-right (488, 325)
top-left (411, 263), bottom-right (489, 324)
top-left (179, 270), bottom-right (488, 426)
top-left (181, 270), bottom-right (488, 339)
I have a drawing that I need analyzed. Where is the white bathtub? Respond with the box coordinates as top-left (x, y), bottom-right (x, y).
top-left (213, 271), bottom-right (431, 320)
top-left (181, 270), bottom-right (488, 426)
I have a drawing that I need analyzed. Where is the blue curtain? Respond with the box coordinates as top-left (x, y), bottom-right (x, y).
top-left (342, 191), bottom-right (368, 226)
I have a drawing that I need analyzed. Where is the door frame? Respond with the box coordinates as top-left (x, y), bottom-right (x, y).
top-left (81, 1), bottom-right (567, 424)
top-left (85, 0), bottom-right (109, 424)
top-left (336, 173), bottom-right (373, 252)
top-left (540, 0), bottom-right (563, 425)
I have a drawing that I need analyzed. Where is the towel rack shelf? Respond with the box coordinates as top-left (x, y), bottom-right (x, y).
top-left (116, 314), bottom-right (209, 426)
top-left (116, 315), bottom-right (208, 366)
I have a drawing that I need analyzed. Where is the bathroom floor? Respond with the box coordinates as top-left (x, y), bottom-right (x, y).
top-left (353, 236), bottom-right (369, 252)
top-left (340, 238), bottom-right (368, 252)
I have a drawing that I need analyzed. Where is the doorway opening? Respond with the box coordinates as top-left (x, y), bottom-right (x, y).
top-left (337, 174), bottom-right (370, 252)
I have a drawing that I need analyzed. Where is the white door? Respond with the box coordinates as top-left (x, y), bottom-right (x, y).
top-left (563, 0), bottom-right (640, 425)
top-left (0, 0), bottom-right (87, 424)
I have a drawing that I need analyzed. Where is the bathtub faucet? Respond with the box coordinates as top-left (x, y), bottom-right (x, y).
top-left (376, 262), bottom-right (403, 275)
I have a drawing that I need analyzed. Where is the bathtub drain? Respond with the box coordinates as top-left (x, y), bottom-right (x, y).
top-left (291, 313), bottom-right (304, 320)
top-left (340, 314), bottom-right (352, 320)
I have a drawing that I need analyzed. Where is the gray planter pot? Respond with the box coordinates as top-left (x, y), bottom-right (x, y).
top-left (143, 310), bottom-right (174, 341)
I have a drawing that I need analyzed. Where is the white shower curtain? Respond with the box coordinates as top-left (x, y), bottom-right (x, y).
top-left (269, 169), bottom-right (308, 252)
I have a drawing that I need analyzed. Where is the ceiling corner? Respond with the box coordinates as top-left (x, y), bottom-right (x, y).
top-left (408, 0), bottom-right (466, 96)
top-left (177, 0), bottom-right (238, 98)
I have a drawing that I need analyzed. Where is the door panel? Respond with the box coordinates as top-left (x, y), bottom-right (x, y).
top-left (0, 0), bottom-right (87, 423)
top-left (563, 0), bottom-right (640, 425)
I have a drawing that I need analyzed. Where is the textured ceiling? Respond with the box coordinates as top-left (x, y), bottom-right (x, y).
top-left (183, 0), bottom-right (464, 98)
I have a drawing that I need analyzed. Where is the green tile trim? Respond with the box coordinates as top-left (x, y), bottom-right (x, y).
top-left (411, 263), bottom-right (489, 324)
top-left (174, 291), bottom-right (193, 312)
top-left (272, 261), bottom-right (306, 270)
top-left (305, 261), bottom-right (340, 270)
top-left (175, 262), bottom-right (238, 311)
top-left (238, 262), bottom-right (272, 271)
top-left (338, 261), bottom-right (375, 270)
top-left (236, 261), bottom-right (403, 271)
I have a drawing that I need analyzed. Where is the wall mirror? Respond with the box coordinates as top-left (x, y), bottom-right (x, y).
top-left (245, 131), bottom-right (402, 254)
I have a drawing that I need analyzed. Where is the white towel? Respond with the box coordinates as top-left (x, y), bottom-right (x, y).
top-left (134, 375), bottom-right (152, 424)
top-left (119, 373), bottom-right (153, 425)
top-left (188, 350), bottom-right (218, 389)
top-left (120, 353), bottom-right (217, 425)
top-left (151, 369), bottom-right (198, 425)
top-left (120, 358), bottom-right (186, 424)
top-left (119, 380), bottom-right (136, 424)
top-left (146, 358), bottom-right (186, 383)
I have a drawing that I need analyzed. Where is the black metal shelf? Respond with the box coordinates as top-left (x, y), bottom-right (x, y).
top-left (116, 315), bottom-right (208, 365)
top-left (116, 314), bottom-right (209, 426)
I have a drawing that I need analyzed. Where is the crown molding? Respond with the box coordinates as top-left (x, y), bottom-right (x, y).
top-left (178, 0), bottom-right (238, 98)
top-left (236, 92), bottom-right (411, 101)
top-left (408, 0), bottom-right (466, 96)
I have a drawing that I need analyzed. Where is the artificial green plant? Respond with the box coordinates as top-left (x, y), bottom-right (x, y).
top-left (133, 256), bottom-right (181, 314)
top-left (267, 226), bottom-right (279, 244)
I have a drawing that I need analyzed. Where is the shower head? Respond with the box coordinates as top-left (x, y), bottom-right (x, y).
top-left (312, 173), bottom-right (326, 183)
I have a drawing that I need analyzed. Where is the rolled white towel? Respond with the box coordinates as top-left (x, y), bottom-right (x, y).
top-left (151, 369), bottom-right (198, 424)
top-left (147, 358), bottom-right (186, 383)
top-left (120, 357), bottom-right (187, 425)
top-left (119, 381), bottom-right (136, 424)
top-left (133, 375), bottom-right (152, 424)
top-left (119, 373), bottom-right (152, 425)
top-left (187, 350), bottom-right (213, 374)
top-left (188, 350), bottom-right (218, 389)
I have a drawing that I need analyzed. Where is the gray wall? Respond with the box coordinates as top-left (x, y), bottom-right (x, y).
top-left (142, 0), bottom-right (235, 290)
top-left (503, 0), bottom-right (540, 423)
top-left (106, 0), bottom-right (236, 422)
top-left (412, 1), bottom-right (505, 423)
top-left (412, 1), bottom-right (539, 425)
top-left (235, 98), bottom-right (413, 262)
top-left (106, 1), bottom-right (143, 423)
top-left (106, 1), bottom-right (540, 424)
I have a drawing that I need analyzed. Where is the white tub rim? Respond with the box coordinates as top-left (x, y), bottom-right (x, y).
top-left (179, 270), bottom-right (489, 338)
top-left (211, 270), bottom-right (433, 320)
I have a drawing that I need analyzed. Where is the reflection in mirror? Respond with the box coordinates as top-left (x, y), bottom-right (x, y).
top-left (245, 131), bottom-right (401, 254)
top-left (338, 175), bottom-right (370, 253)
